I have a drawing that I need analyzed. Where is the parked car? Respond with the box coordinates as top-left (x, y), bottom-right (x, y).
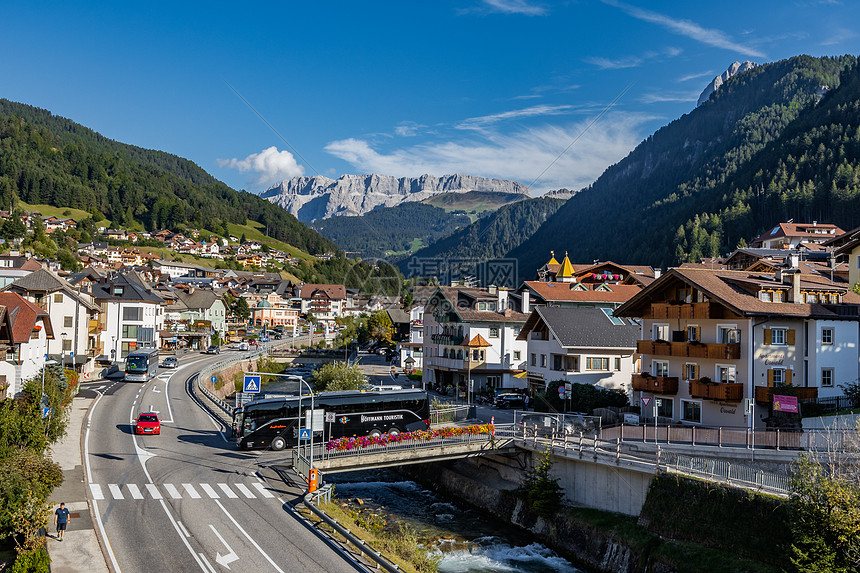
top-left (204, 345), bottom-right (220, 354)
top-left (238, 342), bottom-right (250, 351)
top-left (494, 393), bottom-right (527, 409)
top-left (134, 412), bottom-right (161, 435)
top-left (161, 356), bottom-right (179, 368)
top-left (100, 362), bottom-right (125, 380)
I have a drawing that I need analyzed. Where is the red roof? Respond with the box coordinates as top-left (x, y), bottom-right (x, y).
top-left (0, 292), bottom-right (52, 343)
top-left (524, 281), bottom-right (641, 304)
top-left (299, 283), bottom-right (346, 300)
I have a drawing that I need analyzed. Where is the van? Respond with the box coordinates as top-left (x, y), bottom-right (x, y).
top-left (238, 342), bottom-right (250, 351)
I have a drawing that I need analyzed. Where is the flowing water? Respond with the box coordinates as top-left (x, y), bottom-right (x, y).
top-left (326, 470), bottom-right (583, 573)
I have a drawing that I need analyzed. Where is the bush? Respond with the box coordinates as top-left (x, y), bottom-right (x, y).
top-left (10, 545), bottom-right (50, 573)
top-left (538, 381), bottom-right (629, 413)
top-left (517, 450), bottom-right (564, 518)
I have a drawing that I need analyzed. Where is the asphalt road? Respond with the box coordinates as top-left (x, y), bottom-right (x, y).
top-left (84, 351), bottom-right (362, 573)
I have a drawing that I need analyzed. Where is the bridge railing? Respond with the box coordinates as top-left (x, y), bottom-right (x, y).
top-left (599, 423), bottom-right (860, 452)
top-left (518, 432), bottom-right (792, 496)
top-left (430, 405), bottom-right (471, 425)
top-left (297, 424), bottom-right (517, 462)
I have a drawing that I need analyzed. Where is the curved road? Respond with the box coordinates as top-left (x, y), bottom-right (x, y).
top-left (84, 352), bottom-right (361, 573)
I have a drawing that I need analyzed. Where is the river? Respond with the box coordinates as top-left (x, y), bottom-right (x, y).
top-left (326, 469), bottom-right (583, 573)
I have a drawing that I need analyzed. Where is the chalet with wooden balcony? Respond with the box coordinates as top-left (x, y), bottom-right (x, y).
top-left (615, 256), bottom-right (860, 427)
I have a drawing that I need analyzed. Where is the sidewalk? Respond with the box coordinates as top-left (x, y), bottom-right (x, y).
top-left (46, 394), bottom-right (110, 573)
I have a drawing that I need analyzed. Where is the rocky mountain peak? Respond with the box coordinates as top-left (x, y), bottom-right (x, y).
top-left (697, 61), bottom-right (758, 106)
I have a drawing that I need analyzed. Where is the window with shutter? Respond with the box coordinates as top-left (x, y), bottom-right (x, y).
top-left (764, 329), bottom-right (772, 345)
top-left (786, 329), bottom-right (795, 345)
top-left (767, 369), bottom-right (774, 386)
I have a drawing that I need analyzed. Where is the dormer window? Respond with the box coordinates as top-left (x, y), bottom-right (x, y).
top-left (760, 291), bottom-right (772, 302)
top-left (773, 291), bottom-right (785, 303)
top-left (113, 286), bottom-right (124, 296)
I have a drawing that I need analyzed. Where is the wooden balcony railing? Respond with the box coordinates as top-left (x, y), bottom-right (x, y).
top-left (689, 379), bottom-right (745, 401)
top-left (631, 374), bottom-right (679, 394)
top-left (755, 386), bottom-right (819, 405)
top-left (637, 340), bottom-right (740, 359)
top-left (650, 302), bottom-right (714, 319)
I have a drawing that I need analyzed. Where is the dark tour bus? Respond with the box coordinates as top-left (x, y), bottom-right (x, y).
top-left (235, 389), bottom-right (430, 450)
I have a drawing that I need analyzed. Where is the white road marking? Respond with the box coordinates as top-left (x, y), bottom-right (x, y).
top-left (200, 483), bottom-right (219, 498)
top-left (109, 484), bottom-right (124, 500)
top-left (177, 521), bottom-right (191, 538)
top-left (157, 499), bottom-right (209, 572)
top-left (198, 553), bottom-right (217, 573)
top-left (214, 500), bottom-right (284, 573)
top-left (84, 391), bottom-right (123, 573)
top-left (251, 482), bottom-right (274, 498)
top-left (127, 483), bottom-right (144, 499)
top-left (145, 484), bottom-right (162, 499)
top-left (89, 483), bottom-right (105, 500)
top-left (162, 374), bottom-right (175, 423)
top-left (209, 524), bottom-right (240, 568)
top-left (183, 483), bottom-right (202, 499)
top-left (164, 483), bottom-right (182, 499)
top-left (234, 483), bottom-right (256, 499)
top-left (218, 483), bottom-right (239, 498)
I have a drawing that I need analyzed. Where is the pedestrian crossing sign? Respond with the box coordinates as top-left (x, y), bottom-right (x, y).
top-left (299, 428), bottom-right (311, 440)
top-left (243, 375), bottom-right (261, 393)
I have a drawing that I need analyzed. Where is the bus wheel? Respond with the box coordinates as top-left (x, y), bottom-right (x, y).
top-left (388, 427), bottom-right (401, 437)
top-left (369, 429), bottom-right (383, 438)
top-left (271, 436), bottom-right (286, 451)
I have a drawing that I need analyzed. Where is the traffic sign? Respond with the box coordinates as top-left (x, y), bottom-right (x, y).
top-left (243, 375), bottom-right (261, 393)
top-left (211, 375), bottom-right (217, 384)
top-left (325, 412), bottom-right (335, 423)
top-left (641, 396), bottom-right (652, 408)
top-left (299, 428), bottom-right (311, 440)
top-left (558, 385), bottom-right (565, 396)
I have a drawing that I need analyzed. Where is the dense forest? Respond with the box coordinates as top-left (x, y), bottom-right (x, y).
top-left (400, 196), bottom-right (565, 274)
top-left (0, 99), bottom-right (336, 255)
top-left (510, 55), bottom-right (859, 273)
top-left (310, 202), bottom-right (471, 259)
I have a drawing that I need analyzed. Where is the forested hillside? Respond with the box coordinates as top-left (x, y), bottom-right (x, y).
top-left (510, 55), bottom-right (858, 274)
top-left (402, 196), bottom-right (565, 271)
top-left (0, 99), bottom-right (336, 254)
top-left (311, 202), bottom-right (471, 258)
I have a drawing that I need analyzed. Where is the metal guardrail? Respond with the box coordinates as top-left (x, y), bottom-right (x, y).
top-left (600, 423), bottom-right (860, 452)
top-left (304, 488), bottom-right (403, 573)
top-left (661, 451), bottom-right (790, 495)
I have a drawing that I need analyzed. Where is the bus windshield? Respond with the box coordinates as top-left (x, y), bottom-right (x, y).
top-left (126, 355), bottom-right (149, 371)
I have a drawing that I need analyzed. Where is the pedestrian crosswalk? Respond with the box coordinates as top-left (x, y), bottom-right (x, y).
top-left (89, 481), bottom-right (276, 501)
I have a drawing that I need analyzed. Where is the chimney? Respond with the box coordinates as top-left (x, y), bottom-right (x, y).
top-left (521, 290), bottom-right (530, 314)
top-left (498, 288), bottom-right (509, 311)
top-left (488, 285), bottom-right (497, 295)
top-left (792, 271), bottom-right (801, 303)
top-left (789, 253), bottom-right (800, 269)
top-left (654, 268), bottom-right (662, 279)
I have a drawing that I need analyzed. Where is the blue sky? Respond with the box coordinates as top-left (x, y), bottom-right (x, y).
top-left (3, 1), bottom-right (859, 195)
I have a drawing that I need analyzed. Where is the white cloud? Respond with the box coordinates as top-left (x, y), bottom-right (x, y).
top-left (639, 90), bottom-right (701, 104)
top-left (603, 0), bottom-right (766, 58)
top-left (677, 70), bottom-right (714, 82)
top-left (456, 104), bottom-right (573, 130)
top-left (585, 56), bottom-right (643, 70)
top-left (394, 121), bottom-right (424, 137)
top-left (217, 146), bottom-right (304, 188)
top-left (482, 0), bottom-right (547, 15)
top-left (325, 112), bottom-right (650, 194)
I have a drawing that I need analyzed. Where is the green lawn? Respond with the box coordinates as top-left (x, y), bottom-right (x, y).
top-left (18, 201), bottom-right (112, 228)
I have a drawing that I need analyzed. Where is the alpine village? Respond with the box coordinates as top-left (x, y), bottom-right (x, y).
top-left (4, 55), bottom-right (860, 573)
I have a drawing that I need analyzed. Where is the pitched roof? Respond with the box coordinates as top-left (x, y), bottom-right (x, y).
top-left (752, 222), bottom-right (844, 245)
top-left (299, 283), bottom-right (346, 300)
top-left (90, 272), bottom-right (164, 304)
top-left (615, 267), bottom-right (859, 319)
top-left (524, 280), bottom-right (642, 304)
top-left (0, 292), bottom-right (53, 343)
top-left (518, 306), bottom-right (639, 349)
top-left (557, 252), bottom-right (575, 279)
top-left (465, 333), bottom-right (492, 347)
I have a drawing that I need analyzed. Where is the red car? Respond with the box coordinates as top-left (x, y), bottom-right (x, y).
top-left (134, 412), bottom-right (161, 435)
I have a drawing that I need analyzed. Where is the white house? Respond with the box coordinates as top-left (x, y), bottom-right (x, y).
top-left (0, 292), bottom-right (53, 398)
top-left (422, 286), bottom-right (528, 398)
top-left (89, 272), bottom-right (164, 361)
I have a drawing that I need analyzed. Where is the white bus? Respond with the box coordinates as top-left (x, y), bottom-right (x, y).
top-left (125, 348), bottom-right (160, 382)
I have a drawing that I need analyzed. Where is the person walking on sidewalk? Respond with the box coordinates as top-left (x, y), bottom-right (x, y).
top-left (54, 502), bottom-right (70, 541)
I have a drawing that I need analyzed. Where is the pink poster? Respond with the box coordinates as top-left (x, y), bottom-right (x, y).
top-left (773, 394), bottom-right (798, 413)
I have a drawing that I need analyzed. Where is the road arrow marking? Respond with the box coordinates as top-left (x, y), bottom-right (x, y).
top-left (209, 524), bottom-right (239, 569)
